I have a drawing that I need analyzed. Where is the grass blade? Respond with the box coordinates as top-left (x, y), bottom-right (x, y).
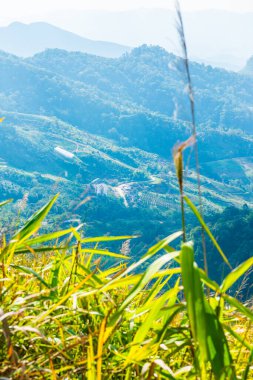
top-left (221, 257), bottom-right (253, 293)
top-left (223, 294), bottom-right (253, 321)
top-left (0, 199), bottom-right (13, 208)
top-left (181, 242), bottom-right (209, 365)
top-left (81, 248), bottom-right (130, 260)
top-left (81, 235), bottom-right (138, 243)
top-left (181, 242), bottom-right (235, 379)
top-left (184, 196), bottom-right (231, 269)
top-left (23, 228), bottom-right (74, 246)
top-left (12, 194), bottom-right (59, 245)
top-left (11, 264), bottom-right (51, 289)
top-left (117, 251), bottom-right (180, 315)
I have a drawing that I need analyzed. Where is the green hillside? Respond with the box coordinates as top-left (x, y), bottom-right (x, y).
top-left (0, 31), bottom-right (253, 380)
top-left (0, 46), bottom-right (253, 264)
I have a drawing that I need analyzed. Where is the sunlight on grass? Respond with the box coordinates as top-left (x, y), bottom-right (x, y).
top-left (0, 197), bottom-right (252, 379)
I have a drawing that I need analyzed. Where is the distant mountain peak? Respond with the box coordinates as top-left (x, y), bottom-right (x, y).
top-left (241, 55), bottom-right (253, 76)
top-left (8, 21), bottom-right (26, 28)
top-left (131, 44), bottom-right (168, 55)
top-left (0, 21), bottom-right (131, 58)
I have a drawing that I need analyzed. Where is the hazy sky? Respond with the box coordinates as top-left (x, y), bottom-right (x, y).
top-left (1, 0), bottom-right (252, 70)
top-left (1, 0), bottom-right (253, 24)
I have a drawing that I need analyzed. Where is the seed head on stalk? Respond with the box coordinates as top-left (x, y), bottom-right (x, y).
top-left (174, 0), bottom-right (208, 275)
top-left (173, 136), bottom-right (195, 242)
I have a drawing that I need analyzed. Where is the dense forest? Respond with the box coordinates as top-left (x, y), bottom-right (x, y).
top-left (0, 45), bottom-right (253, 281)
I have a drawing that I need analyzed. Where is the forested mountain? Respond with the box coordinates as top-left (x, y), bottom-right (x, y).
top-left (0, 45), bottom-right (253, 267)
top-left (192, 205), bottom-right (253, 288)
top-left (27, 46), bottom-right (253, 134)
top-left (40, 9), bottom-right (253, 70)
top-left (241, 55), bottom-right (253, 76)
top-left (0, 22), bottom-right (131, 58)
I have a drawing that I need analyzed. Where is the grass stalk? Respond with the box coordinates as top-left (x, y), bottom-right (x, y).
top-left (175, 0), bottom-right (208, 276)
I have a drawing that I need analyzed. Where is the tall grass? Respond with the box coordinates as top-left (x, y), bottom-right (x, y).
top-left (0, 196), bottom-right (252, 379)
top-left (174, 0), bottom-right (208, 275)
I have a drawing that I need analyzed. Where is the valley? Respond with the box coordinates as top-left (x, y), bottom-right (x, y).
top-left (0, 45), bottom-right (253, 252)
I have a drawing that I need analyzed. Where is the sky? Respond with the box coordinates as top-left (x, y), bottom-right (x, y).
top-left (1, 0), bottom-right (253, 25)
top-left (1, 0), bottom-right (253, 71)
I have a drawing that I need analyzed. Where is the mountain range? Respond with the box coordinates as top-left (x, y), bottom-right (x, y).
top-left (28, 9), bottom-right (253, 70)
top-left (241, 56), bottom-right (253, 76)
top-left (0, 45), bottom-right (253, 253)
top-left (0, 22), bottom-right (131, 58)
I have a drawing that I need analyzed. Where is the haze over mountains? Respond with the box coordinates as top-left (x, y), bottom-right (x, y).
top-left (1, 45), bottom-right (253, 225)
top-left (0, 22), bottom-right (131, 58)
top-left (1, 9), bottom-right (253, 69)
top-left (16, 8), bottom-right (253, 70)
top-left (241, 56), bottom-right (253, 76)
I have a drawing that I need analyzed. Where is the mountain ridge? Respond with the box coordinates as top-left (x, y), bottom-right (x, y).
top-left (0, 21), bottom-right (131, 58)
top-left (241, 55), bottom-right (253, 76)
top-left (1, 45), bottom-right (253, 248)
top-left (34, 9), bottom-right (253, 70)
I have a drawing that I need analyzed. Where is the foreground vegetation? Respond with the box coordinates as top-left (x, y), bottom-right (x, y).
top-left (0, 195), bottom-right (252, 379)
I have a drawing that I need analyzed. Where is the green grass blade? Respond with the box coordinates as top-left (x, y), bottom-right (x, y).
top-left (243, 349), bottom-right (253, 380)
top-left (184, 196), bottom-right (231, 269)
top-left (117, 251), bottom-right (180, 315)
top-left (143, 231), bottom-right (182, 258)
top-left (106, 250), bottom-right (180, 332)
top-left (23, 228), bottom-right (74, 246)
top-left (125, 291), bottom-right (170, 365)
top-left (181, 242), bottom-right (209, 364)
top-left (156, 304), bottom-right (185, 344)
top-left (49, 258), bottom-right (61, 296)
top-left (36, 271), bottom-right (95, 323)
top-left (0, 199), bottom-right (13, 208)
top-left (204, 301), bottom-right (236, 379)
top-left (81, 248), bottom-right (130, 260)
top-left (107, 268), bottom-right (181, 290)
top-left (223, 294), bottom-right (253, 321)
top-left (81, 235), bottom-right (138, 243)
top-left (181, 242), bottom-right (235, 379)
top-left (198, 268), bottom-right (220, 292)
top-left (221, 257), bottom-right (253, 293)
top-left (11, 264), bottom-right (51, 289)
top-left (99, 231), bottom-right (183, 293)
top-left (129, 286), bottom-right (180, 350)
top-left (14, 246), bottom-right (68, 254)
top-left (224, 324), bottom-right (252, 351)
top-left (12, 194), bottom-right (59, 245)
